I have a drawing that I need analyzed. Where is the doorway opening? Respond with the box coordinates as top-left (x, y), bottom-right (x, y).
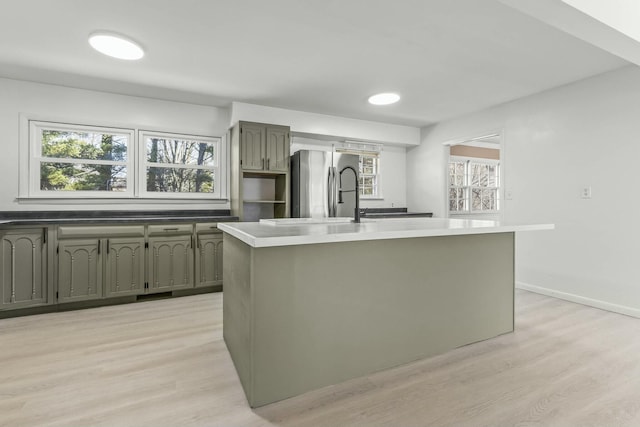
top-left (446, 133), bottom-right (502, 219)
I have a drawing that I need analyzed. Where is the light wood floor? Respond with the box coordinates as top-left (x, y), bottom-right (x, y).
top-left (1, 290), bottom-right (640, 427)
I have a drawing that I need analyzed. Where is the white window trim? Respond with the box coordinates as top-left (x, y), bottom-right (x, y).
top-left (19, 116), bottom-right (229, 202)
top-left (359, 153), bottom-right (382, 199)
top-left (448, 155), bottom-right (501, 216)
top-left (138, 130), bottom-right (223, 200)
top-left (29, 120), bottom-right (135, 198)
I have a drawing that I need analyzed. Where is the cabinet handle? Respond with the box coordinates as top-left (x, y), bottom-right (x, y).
top-left (106, 239), bottom-right (110, 254)
top-left (267, 158), bottom-right (270, 170)
top-left (163, 227), bottom-right (179, 231)
top-left (42, 229), bottom-right (47, 245)
top-left (262, 158), bottom-right (265, 169)
top-left (97, 240), bottom-right (101, 255)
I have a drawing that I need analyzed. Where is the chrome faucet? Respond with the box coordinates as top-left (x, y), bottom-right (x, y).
top-left (338, 165), bottom-right (360, 223)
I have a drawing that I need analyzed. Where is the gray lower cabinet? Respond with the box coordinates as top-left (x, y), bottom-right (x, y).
top-left (104, 237), bottom-right (145, 297)
top-left (1, 221), bottom-right (225, 314)
top-left (57, 239), bottom-right (102, 303)
top-left (57, 226), bottom-right (146, 303)
top-left (148, 235), bottom-right (193, 292)
top-left (0, 228), bottom-right (48, 310)
top-left (196, 232), bottom-right (223, 288)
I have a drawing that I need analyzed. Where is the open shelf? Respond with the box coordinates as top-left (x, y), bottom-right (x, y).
top-left (241, 172), bottom-right (288, 221)
top-left (242, 202), bottom-right (289, 222)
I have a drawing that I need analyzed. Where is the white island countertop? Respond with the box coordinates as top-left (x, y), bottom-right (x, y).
top-left (218, 217), bottom-right (554, 248)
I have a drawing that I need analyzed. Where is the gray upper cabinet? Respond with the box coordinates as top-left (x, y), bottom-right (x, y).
top-left (57, 239), bottom-right (102, 303)
top-left (195, 224), bottom-right (223, 288)
top-left (0, 228), bottom-right (48, 310)
top-left (266, 126), bottom-right (290, 172)
top-left (239, 121), bottom-right (290, 172)
top-left (104, 237), bottom-right (145, 298)
top-left (240, 122), bottom-right (266, 171)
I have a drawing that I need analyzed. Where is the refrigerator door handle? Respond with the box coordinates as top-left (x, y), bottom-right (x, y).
top-left (331, 166), bottom-right (338, 217)
top-left (327, 166), bottom-right (333, 217)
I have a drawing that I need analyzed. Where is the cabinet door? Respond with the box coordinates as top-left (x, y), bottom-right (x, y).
top-left (0, 229), bottom-right (48, 309)
top-left (148, 235), bottom-right (193, 292)
top-left (266, 126), bottom-right (289, 172)
top-left (104, 237), bottom-right (145, 297)
top-left (195, 233), bottom-right (223, 287)
top-left (58, 239), bottom-right (102, 303)
top-left (240, 123), bottom-right (265, 170)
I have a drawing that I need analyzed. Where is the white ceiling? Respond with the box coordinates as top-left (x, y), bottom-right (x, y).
top-left (0, 0), bottom-right (630, 127)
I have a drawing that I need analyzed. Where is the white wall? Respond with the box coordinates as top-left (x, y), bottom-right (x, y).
top-left (231, 102), bottom-right (420, 146)
top-left (291, 137), bottom-right (406, 208)
top-left (0, 78), bottom-right (230, 211)
top-left (407, 65), bottom-right (640, 317)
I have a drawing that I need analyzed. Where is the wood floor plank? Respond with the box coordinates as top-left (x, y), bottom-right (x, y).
top-left (1, 290), bottom-right (640, 426)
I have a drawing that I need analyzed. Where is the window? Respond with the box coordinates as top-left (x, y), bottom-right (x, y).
top-left (140, 131), bottom-right (221, 199)
top-left (448, 157), bottom-right (500, 214)
top-left (359, 154), bottom-right (380, 198)
top-left (30, 121), bottom-right (134, 196)
top-left (27, 120), bottom-right (224, 200)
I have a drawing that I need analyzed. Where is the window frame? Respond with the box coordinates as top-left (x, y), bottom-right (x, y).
top-left (138, 130), bottom-right (222, 199)
top-left (22, 118), bottom-right (228, 202)
top-left (358, 153), bottom-right (381, 199)
top-left (29, 121), bottom-right (135, 198)
top-left (448, 155), bottom-right (501, 215)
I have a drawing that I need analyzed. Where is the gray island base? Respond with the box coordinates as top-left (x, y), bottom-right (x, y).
top-left (222, 223), bottom-right (519, 407)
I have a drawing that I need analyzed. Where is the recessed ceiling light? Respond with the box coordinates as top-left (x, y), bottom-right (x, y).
top-left (368, 92), bottom-right (400, 105)
top-left (88, 32), bottom-right (144, 60)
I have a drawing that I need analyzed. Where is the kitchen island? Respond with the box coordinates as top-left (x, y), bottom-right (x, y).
top-left (218, 218), bottom-right (552, 407)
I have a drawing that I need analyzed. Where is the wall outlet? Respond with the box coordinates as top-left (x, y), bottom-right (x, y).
top-left (505, 189), bottom-right (513, 200)
top-left (581, 186), bottom-right (592, 199)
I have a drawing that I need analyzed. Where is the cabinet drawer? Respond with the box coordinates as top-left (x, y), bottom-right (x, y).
top-left (147, 224), bottom-right (193, 236)
top-left (58, 225), bottom-right (145, 239)
top-left (195, 223), bottom-right (220, 234)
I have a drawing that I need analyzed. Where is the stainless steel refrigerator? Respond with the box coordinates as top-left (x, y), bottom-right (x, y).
top-left (291, 150), bottom-right (360, 219)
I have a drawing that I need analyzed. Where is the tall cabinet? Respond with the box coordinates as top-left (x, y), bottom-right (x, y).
top-left (230, 121), bottom-right (290, 221)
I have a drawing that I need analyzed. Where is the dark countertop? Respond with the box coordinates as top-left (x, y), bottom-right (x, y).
top-left (0, 210), bottom-right (238, 226)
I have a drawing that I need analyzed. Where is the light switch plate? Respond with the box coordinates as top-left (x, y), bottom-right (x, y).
top-left (581, 187), bottom-right (592, 199)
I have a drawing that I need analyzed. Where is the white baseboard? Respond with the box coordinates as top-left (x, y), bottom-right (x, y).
top-left (515, 281), bottom-right (640, 319)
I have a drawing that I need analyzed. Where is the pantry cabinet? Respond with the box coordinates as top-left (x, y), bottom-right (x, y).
top-left (231, 121), bottom-right (291, 221)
